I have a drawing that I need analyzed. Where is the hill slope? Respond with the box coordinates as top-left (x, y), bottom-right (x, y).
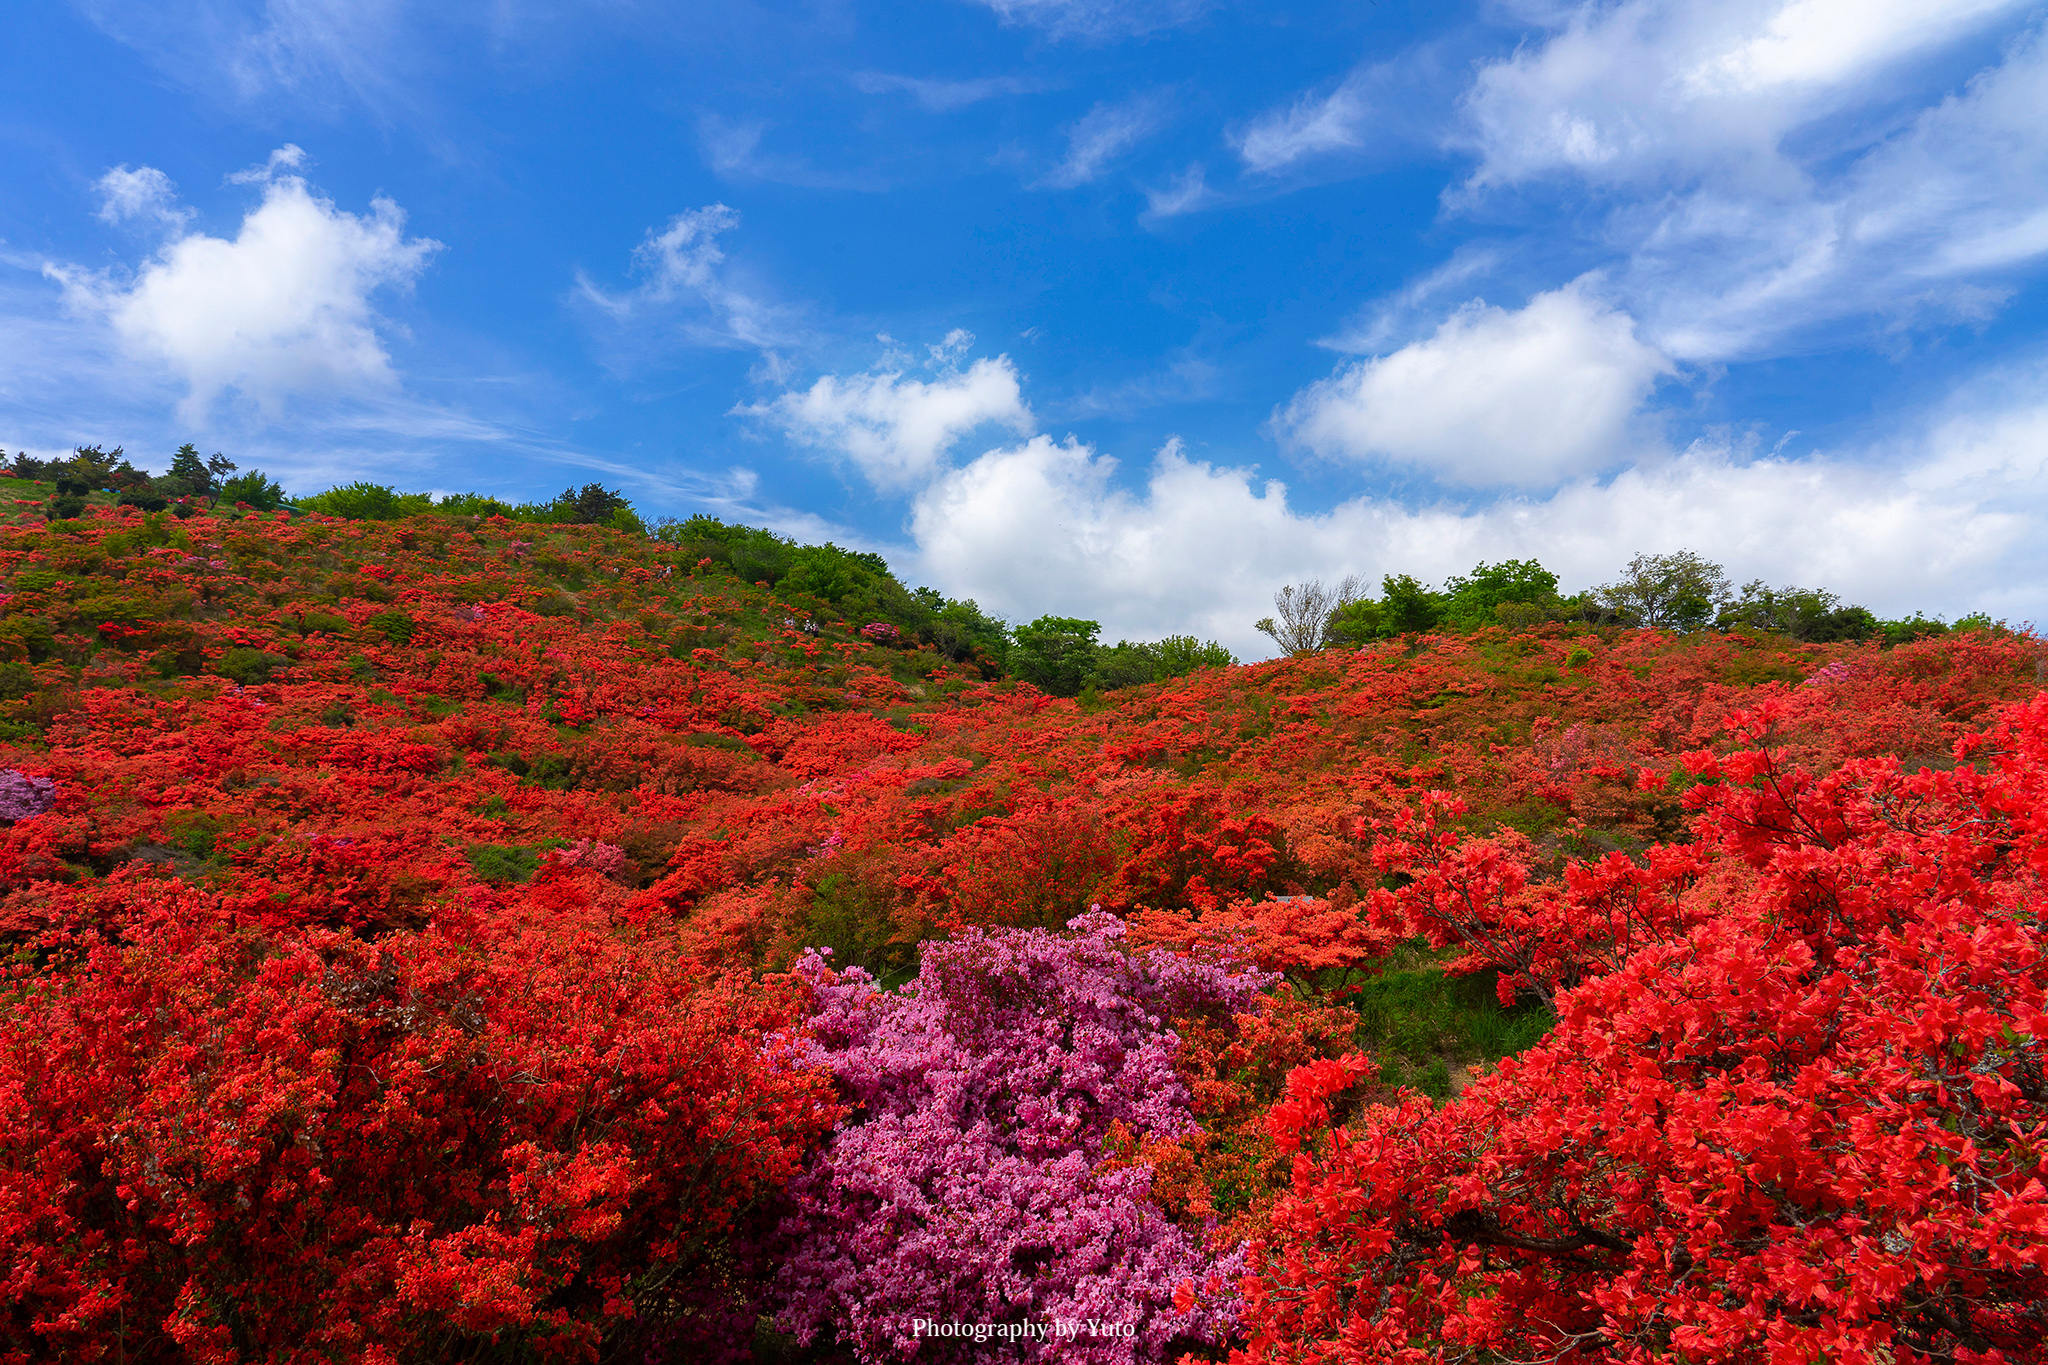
top-left (2, 502), bottom-right (2044, 1363)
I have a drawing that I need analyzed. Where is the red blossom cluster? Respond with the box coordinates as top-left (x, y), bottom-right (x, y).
top-left (1244, 695), bottom-right (2048, 1363)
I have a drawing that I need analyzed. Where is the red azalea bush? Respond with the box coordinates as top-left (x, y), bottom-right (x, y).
top-left (0, 873), bottom-right (839, 1363)
top-left (1239, 694), bottom-right (2048, 1364)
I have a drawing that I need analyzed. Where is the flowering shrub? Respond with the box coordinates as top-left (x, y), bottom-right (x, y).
top-left (771, 913), bottom-right (1265, 1361)
top-left (550, 836), bottom-right (630, 878)
top-left (0, 770), bottom-right (53, 822)
top-left (858, 621), bottom-right (901, 644)
top-left (1239, 695), bottom-right (2048, 1364)
top-left (0, 878), bottom-right (839, 1362)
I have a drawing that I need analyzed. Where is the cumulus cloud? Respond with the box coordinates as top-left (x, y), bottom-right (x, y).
top-left (48, 149), bottom-right (438, 419)
top-left (1275, 282), bottom-right (1676, 487)
top-left (1038, 94), bottom-right (1172, 189)
top-left (94, 166), bottom-right (194, 229)
top-left (736, 334), bottom-right (1033, 487)
top-left (905, 421), bottom-right (2033, 657)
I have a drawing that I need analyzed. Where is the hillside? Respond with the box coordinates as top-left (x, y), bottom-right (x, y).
top-left (3, 498), bottom-right (2046, 1363)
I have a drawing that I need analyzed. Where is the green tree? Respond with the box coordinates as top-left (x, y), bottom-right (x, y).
top-left (1011, 616), bottom-right (1101, 697)
top-left (1720, 581), bottom-right (1877, 642)
top-left (1441, 560), bottom-right (1561, 629)
top-left (1599, 550), bottom-right (1732, 632)
top-left (1327, 574), bottom-right (1447, 644)
top-left (553, 484), bottom-right (633, 525)
top-left (167, 443), bottom-right (210, 494)
top-left (219, 471), bottom-right (289, 511)
top-left (298, 482), bottom-right (434, 520)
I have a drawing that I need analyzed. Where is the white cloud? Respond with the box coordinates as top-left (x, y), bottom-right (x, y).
top-left (1318, 246), bottom-right (1507, 354)
top-left (737, 340), bottom-right (1033, 488)
top-left (80, 0), bottom-right (419, 117)
top-left (1599, 20), bottom-right (2048, 362)
top-left (576, 204), bottom-right (801, 364)
top-left (905, 419), bottom-right (2034, 657)
top-left (852, 71), bottom-right (1050, 110)
top-left (1235, 70), bottom-right (1372, 175)
top-left (1142, 163), bottom-right (1216, 219)
top-left (1461, 0), bottom-right (2028, 189)
top-left (965, 0), bottom-right (1212, 41)
top-left (47, 150), bottom-right (438, 420)
top-left (1275, 281), bottom-right (1676, 487)
top-left (95, 166), bottom-right (194, 230)
top-left (1038, 94), bottom-right (1171, 189)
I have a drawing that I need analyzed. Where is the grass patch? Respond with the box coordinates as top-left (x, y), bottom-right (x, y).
top-left (1351, 947), bottom-right (1553, 1099)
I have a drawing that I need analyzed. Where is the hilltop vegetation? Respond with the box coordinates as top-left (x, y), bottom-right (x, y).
top-left (1, 454), bottom-right (2045, 1363)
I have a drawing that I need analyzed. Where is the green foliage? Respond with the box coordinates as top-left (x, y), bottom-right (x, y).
top-left (164, 810), bottom-right (226, 861)
top-left (167, 443), bottom-right (211, 494)
top-left (365, 610), bottom-right (417, 644)
top-left (219, 470), bottom-right (288, 511)
top-left (295, 611), bottom-right (351, 635)
top-left (465, 842), bottom-right (542, 884)
top-left (0, 662), bottom-right (37, 699)
top-left (214, 647), bottom-right (287, 685)
top-left (1010, 616), bottom-right (1102, 697)
top-left (779, 543), bottom-right (888, 606)
top-left (789, 872), bottom-right (916, 979)
top-left (296, 483), bottom-right (437, 521)
top-left (1441, 559), bottom-right (1563, 630)
top-left (1598, 550), bottom-right (1732, 632)
top-left (1089, 634), bottom-right (1234, 691)
top-left (1720, 580), bottom-right (1877, 641)
top-left (551, 483), bottom-right (633, 525)
top-left (1352, 958), bottom-right (1554, 1093)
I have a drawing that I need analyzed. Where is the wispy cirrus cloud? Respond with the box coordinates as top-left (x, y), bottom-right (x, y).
top-left (574, 204), bottom-right (807, 373)
top-left (962, 0), bottom-right (1215, 42)
top-left (852, 70), bottom-right (1053, 111)
top-left (1036, 92), bottom-right (1173, 189)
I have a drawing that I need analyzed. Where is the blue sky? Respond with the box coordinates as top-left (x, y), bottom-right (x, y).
top-left (4, 0), bottom-right (2046, 654)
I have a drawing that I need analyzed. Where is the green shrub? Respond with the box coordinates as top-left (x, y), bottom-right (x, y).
top-left (365, 610), bottom-right (416, 644)
top-left (164, 810), bottom-right (226, 860)
top-left (297, 482), bottom-right (435, 520)
top-left (215, 647), bottom-right (287, 685)
top-left (0, 662), bottom-right (37, 699)
top-left (296, 611), bottom-right (351, 635)
top-left (465, 842), bottom-right (542, 883)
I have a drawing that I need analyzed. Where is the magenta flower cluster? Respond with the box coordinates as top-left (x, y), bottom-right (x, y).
top-left (771, 912), bottom-right (1265, 1362)
top-left (549, 837), bottom-right (629, 878)
top-left (0, 770), bottom-right (54, 822)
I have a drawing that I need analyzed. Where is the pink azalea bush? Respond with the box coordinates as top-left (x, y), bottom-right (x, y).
top-left (0, 770), bottom-right (54, 822)
top-left (771, 913), bottom-right (1262, 1361)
